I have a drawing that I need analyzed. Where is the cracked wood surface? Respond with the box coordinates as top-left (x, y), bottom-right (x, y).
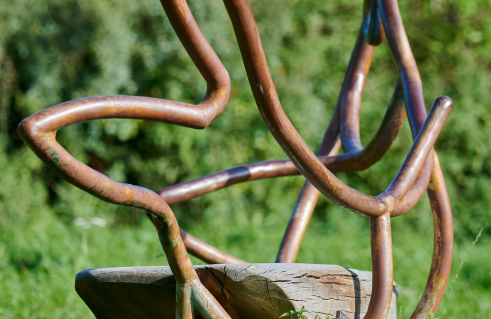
top-left (75, 263), bottom-right (397, 319)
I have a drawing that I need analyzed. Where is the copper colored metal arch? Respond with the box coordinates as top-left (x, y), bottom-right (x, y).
top-left (17, 0), bottom-right (455, 318)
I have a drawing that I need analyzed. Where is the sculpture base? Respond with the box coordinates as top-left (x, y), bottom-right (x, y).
top-left (75, 263), bottom-right (397, 319)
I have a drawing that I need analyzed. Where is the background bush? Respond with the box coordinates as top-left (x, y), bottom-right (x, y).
top-left (0, 0), bottom-right (490, 317)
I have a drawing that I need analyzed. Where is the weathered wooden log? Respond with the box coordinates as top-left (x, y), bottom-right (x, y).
top-left (75, 263), bottom-right (397, 319)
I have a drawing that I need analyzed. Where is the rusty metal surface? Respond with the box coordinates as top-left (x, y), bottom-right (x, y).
top-left (17, 0), bottom-right (454, 318)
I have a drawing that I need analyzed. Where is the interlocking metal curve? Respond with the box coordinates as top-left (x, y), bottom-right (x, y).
top-left (17, 0), bottom-right (454, 318)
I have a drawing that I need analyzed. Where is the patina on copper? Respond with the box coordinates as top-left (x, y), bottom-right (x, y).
top-left (18, 0), bottom-right (454, 318)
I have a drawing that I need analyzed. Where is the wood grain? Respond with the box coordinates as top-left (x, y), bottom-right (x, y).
top-left (75, 263), bottom-right (397, 318)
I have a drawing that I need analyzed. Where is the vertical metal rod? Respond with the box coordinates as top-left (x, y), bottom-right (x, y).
top-left (365, 213), bottom-right (393, 319)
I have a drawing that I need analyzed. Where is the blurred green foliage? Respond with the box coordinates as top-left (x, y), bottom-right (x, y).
top-left (0, 0), bottom-right (490, 317)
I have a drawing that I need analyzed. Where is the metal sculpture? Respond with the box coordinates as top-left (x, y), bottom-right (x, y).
top-left (18, 0), bottom-right (454, 318)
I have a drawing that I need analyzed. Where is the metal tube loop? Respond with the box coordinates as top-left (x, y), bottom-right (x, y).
top-left (18, 0), bottom-right (232, 316)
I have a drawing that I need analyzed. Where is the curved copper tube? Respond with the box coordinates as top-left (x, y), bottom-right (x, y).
top-left (363, 0), bottom-right (386, 46)
top-left (377, 0), bottom-right (426, 134)
top-left (335, 26), bottom-right (431, 210)
top-left (374, 0), bottom-right (437, 214)
top-left (410, 154), bottom-right (453, 318)
top-left (391, 160), bottom-right (432, 217)
top-left (223, 0), bottom-right (450, 218)
top-left (340, 30), bottom-right (374, 153)
top-left (382, 99), bottom-right (450, 201)
top-left (18, 0), bottom-right (232, 317)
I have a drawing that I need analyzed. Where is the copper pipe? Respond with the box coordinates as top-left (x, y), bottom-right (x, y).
top-left (340, 30), bottom-right (374, 153)
top-left (378, 0), bottom-right (426, 134)
top-left (383, 98), bottom-right (451, 201)
top-left (366, 213), bottom-right (393, 319)
top-left (410, 154), bottom-right (453, 318)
